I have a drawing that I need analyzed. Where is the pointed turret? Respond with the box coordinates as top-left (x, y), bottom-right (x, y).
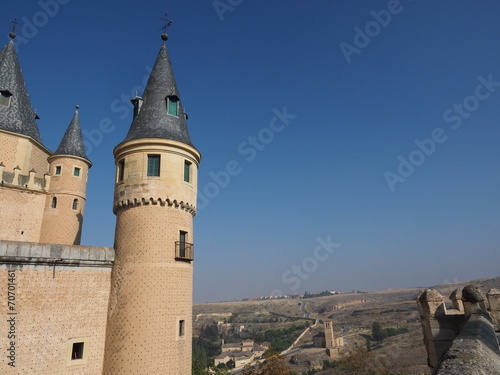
top-left (55, 105), bottom-right (90, 161)
top-left (41, 107), bottom-right (91, 245)
top-left (123, 37), bottom-right (193, 146)
top-left (0, 35), bottom-right (42, 144)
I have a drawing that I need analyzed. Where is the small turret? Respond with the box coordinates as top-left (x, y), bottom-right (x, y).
top-left (40, 106), bottom-right (91, 245)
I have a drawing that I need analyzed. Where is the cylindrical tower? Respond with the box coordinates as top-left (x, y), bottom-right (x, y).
top-left (103, 34), bottom-right (201, 374)
top-left (40, 107), bottom-right (91, 245)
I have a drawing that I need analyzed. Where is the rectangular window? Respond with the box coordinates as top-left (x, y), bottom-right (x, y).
top-left (66, 337), bottom-right (89, 366)
top-left (118, 159), bottom-right (125, 181)
top-left (71, 342), bottom-right (84, 360)
top-left (55, 166), bottom-right (62, 175)
top-left (179, 320), bottom-right (185, 337)
top-left (167, 96), bottom-right (179, 116)
top-left (73, 167), bottom-right (81, 177)
top-left (147, 155), bottom-right (160, 177)
top-left (184, 161), bottom-right (191, 182)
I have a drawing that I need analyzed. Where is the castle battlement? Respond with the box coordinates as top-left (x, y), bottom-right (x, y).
top-left (417, 284), bottom-right (500, 373)
top-left (114, 196), bottom-right (197, 215)
top-left (1, 165), bottom-right (49, 192)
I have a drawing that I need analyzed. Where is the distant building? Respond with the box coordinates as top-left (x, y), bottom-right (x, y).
top-left (313, 320), bottom-right (344, 357)
top-left (215, 339), bottom-right (270, 369)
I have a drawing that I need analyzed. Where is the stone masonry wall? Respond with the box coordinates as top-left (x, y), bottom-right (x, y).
top-left (0, 240), bottom-right (114, 375)
top-left (0, 187), bottom-right (46, 242)
top-left (0, 130), bottom-right (50, 178)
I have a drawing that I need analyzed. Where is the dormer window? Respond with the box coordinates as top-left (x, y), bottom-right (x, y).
top-left (166, 96), bottom-right (179, 116)
top-left (0, 90), bottom-right (12, 107)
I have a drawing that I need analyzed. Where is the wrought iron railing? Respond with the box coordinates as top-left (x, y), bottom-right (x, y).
top-left (175, 241), bottom-right (194, 261)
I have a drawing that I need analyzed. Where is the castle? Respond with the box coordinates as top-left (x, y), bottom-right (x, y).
top-left (0, 29), bottom-right (200, 374)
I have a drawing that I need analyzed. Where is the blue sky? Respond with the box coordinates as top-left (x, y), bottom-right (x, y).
top-left (4, 1), bottom-right (500, 303)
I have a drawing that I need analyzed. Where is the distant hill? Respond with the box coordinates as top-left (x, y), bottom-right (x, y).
top-left (194, 276), bottom-right (500, 374)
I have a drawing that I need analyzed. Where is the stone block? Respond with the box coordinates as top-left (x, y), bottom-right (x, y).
top-left (41, 244), bottom-right (52, 258)
top-left (50, 244), bottom-right (63, 259)
top-left (6, 241), bottom-right (19, 256)
top-left (0, 242), bottom-right (8, 256)
top-left (30, 243), bottom-right (43, 258)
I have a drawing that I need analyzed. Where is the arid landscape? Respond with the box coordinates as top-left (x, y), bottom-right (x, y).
top-left (193, 277), bottom-right (500, 374)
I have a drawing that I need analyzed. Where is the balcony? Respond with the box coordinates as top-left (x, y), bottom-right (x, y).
top-left (175, 241), bottom-right (194, 261)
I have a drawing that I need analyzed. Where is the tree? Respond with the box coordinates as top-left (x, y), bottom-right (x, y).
top-left (371, 321), bottom-right (387, 342)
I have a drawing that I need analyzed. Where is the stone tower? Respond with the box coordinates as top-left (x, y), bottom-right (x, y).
top-left (40, 106), bottom-right (91, 245)
top-left (103, 34), bottom-right (201, 374)
top-left (324, 320), bottom-right (335, 348)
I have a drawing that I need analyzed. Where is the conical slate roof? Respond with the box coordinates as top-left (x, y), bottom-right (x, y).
top-left (123, 40), bottom-right (193, 146)
top-left (0, 38), bottom-right (42, 144)
top-left (55, 107), bottom-right (89, 161)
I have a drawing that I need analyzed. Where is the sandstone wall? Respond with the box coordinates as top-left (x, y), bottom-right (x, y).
top-left (0, 241), bottom-right (114, 375)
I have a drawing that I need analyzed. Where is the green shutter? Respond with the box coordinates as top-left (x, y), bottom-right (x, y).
top-left (167, 97), bottom-right (178, 116)
top-left (147, 155), bottom-right (160, 177)
top-left (184, 161), bottom-right (191, 182)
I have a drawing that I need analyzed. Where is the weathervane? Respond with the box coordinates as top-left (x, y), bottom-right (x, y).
top-left (160, 12), bottom-right (174, 34)
top-left (9, 18), bottom-right (21, 38)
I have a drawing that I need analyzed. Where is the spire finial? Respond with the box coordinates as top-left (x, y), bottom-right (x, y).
top-left (160, 12), bottom-right (173, 41)
top-left (75, 105), bottom-right (80, 112)
top-left (8, 18), bottom-right (21, 39)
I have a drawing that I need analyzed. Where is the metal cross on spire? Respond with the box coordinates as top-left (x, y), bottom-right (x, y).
top-left (8, 18), bottom-right (21, 38)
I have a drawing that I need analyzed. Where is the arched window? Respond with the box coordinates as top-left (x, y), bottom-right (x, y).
top-left (72, 199), bottom-right (78, 210)
top-left (51, 197), bottom-right (57, 209)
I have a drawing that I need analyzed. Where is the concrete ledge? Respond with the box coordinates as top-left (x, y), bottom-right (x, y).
top-left (0, 240), bottom-right (114, 268)
top-left (434, 312), bottom-right (500, 375)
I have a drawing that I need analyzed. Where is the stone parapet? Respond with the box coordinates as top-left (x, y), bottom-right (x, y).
top-left (0, 240), bottom-right (114, 268)
top-left (487, 288), bottom-right (500, 330)
top-left (418, 284), bottom-right (500, 373)
top-left (2, 170), bottom-right (48, 191)
top-left (433, 312), bottom-right (500, 375)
